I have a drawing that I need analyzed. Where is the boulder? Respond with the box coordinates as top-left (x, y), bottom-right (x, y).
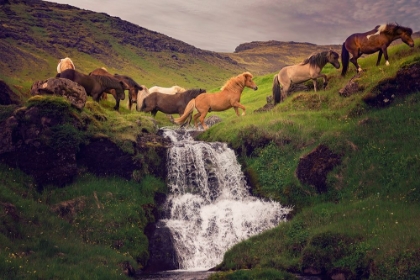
top-left (30, 78), bottom-right (87, 109)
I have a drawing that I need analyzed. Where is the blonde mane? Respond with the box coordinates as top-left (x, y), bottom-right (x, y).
top-left (57, 57), bottom-right (75, 73)
top-left (221, 72), bottom-right (253, 91)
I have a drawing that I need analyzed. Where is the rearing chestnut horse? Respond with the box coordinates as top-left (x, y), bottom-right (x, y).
top-left (341, 23), bottom-right (414, 76)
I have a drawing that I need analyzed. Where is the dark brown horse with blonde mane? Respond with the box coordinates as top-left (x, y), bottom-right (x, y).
top-left (89, 68), bottom-right (143, 110)
top-left (341, 23), bottom-right (414, 76)
top-left (174, 72), bottom-right (258, 130)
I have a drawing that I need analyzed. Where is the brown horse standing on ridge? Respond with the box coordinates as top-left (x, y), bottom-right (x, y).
top-left (341, 23), bottom-right (414, 76)
top-left (174, 72), bottom-right (258, 130)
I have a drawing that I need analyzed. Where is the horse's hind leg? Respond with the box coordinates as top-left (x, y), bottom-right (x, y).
top-left (349, 51), bottom-right (362, 73)
top-left (193, 112), bottom-right (201, 128)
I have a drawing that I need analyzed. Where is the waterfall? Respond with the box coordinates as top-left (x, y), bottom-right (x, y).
top-left (160, 128), bottom-right (292, 270)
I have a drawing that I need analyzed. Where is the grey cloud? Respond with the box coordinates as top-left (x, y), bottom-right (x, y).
top-left (49, 0), bottom-right (420, 52)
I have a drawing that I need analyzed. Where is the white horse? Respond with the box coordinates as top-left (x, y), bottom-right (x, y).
top-left (136, 85), bottom-right (150, 111)
top-left (272, 50), bottom-right (340, 104)
top-left (56, 57), bottom-right (75, 73)
top-left (148, 85), bottom-right (186, 95)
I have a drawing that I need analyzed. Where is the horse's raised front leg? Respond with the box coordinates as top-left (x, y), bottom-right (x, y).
top-left (321, 74), bottom-right (328, 90)
top-left (312, 79), bottom-right (317, 92)
top-left (232, 101), bottom-right (246, 116)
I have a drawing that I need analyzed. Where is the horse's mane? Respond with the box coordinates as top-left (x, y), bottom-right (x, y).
top-left (173, 85), bottom-right (186, 92)
top-left (115, 74), bottom-right (142, 89)
top-left (221, 72), bottom-right (253, 91)
top-left (93, 75), bottom-right (123, 88)
top-left (57, 57), bottom-right (75, 73)
top-left (385, 22), bottom-right (413, 36)
top-left (183, 88), bottom-right (206, 98)
top-left (300, 51), bottom-right (330, 68)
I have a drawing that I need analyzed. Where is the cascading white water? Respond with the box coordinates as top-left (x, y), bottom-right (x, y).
top-left (160, 128), bottom-right (292, 270)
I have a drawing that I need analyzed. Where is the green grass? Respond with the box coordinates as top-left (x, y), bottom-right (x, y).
top-left (202, 39), bottom-right (420, 279)
top-left (0, 165), bottom-right (166, 279)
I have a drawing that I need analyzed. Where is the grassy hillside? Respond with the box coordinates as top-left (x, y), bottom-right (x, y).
top-left (0, 0), bottom-right (246, 106)
top-left (202, 40), bottom-right (420, 279)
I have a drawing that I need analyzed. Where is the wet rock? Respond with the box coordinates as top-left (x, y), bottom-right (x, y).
top-left (143, 221), bottom-right (179, 272)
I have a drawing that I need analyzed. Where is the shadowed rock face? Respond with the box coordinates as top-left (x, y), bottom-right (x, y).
top-left (143, 221), bottom-right (179, 272)
top-left (296, 144), bottom-right (341, 193)
top-left (365, 62), bottom-right (420, 107)
top-left (0, 80), bottom-right (21, 105)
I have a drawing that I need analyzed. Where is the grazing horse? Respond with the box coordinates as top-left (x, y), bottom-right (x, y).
top-left (341, 23), bottom-right (414, 76)
top-left (57, 57), bottom-right (75, 73)
top-left (174, 72), bottom-right (258, 130)
top-left (272, 50), bottom-right (340, 104)
top-left (56, 69), bottom-right (127, 111)
top-left (139, 88), bottom-right (206, 120)
top-left (148, 85), bottom-right (186, 95)
top-left (89, 68), bottom-right (143, 110)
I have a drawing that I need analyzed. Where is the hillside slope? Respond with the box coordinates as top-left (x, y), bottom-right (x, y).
top-left (0, 0), bottom-right (354, 97)
top-left (0, 0), bottom-right (246, 96)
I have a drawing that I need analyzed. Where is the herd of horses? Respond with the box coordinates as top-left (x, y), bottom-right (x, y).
top-left (54, 23), bottom-right (415, 130)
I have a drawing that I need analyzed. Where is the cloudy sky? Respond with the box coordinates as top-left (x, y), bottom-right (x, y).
top-left (49, 0), bottom-right (420, 52)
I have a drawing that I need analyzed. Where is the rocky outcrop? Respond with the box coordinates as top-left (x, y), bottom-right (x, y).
top-left (296, 145), bottom-right (341, 193)
top-left (0, 80), bottom-right (21, 105)
top-left (0, 96), bottom-right (170, 187)
top-left (364, 62), bottom-right (420, 107)
top-left (0, 105), bottom-right (80, 186)
top-left (30, 78), bottom-right (87, 109)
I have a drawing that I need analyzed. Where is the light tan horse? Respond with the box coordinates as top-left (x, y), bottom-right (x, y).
top-left (272, 50), bottom-right (340, 104)
top-left (148, 85), bottom-right (186, 95)
top-left (174, 72), bottom-right (258, 130)
top-left (56, 57), bottom-right (75, 73)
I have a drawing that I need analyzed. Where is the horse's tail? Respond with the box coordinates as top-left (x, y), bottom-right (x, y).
top-left (174, 99), bottom-right (195, 125)
top-left (272, 74), bottom-right (281, 105)
top-left (341, 42), bottom-right (349, 76)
